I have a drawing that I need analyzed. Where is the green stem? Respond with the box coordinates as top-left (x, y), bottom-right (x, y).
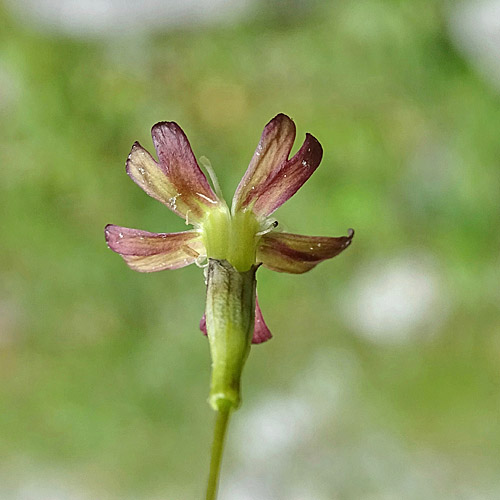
top-left (206, 407), bottom-right (231, 500)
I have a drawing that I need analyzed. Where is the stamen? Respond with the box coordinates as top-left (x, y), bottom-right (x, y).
top-left (199, 156), bottom-right (225, 202)
top-left (182, 245), bottom-right (200, 259)
top-left (196, 192), bottom-right (218, 204)
top-left (256, 219), bottom-right (278, 237)
top-left (195, 254), bottom-right (209, 268)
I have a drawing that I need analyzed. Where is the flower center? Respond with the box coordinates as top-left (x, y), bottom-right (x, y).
top-left (201, 205), bottom-right (261, 272)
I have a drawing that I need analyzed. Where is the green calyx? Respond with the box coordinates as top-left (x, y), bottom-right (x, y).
top-left (201, 205), bottom-right (261, 272)
top-left (204, 259), bottom-right (258, 411)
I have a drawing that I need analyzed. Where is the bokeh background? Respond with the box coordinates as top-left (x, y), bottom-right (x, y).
top-left (1, 0), bottom-right (500, 498)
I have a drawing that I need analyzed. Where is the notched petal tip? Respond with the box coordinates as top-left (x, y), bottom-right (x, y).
top-left (126, 128), bottom-right (219, 221)
top-left (150, 120), bottom-right (220, 217)
top-left (250, 131), bottom-right (323, 217)
top-left (232, 113), bottom-right (297, 213)
top-left (125, 141), bottom-right (190, 215)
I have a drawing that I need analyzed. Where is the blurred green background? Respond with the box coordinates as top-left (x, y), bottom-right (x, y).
top-left (1, 0), bottom-right (500, 498)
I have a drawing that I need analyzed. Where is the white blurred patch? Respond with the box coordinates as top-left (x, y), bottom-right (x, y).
top-left (10, 484), bottom-right (88, 500)
top-left (0, 470), bottom-right (90, 500)
top-left (1, 331), bottom-right (496, 500)
top-left (286, 489), bottom-right (331, 500)
top-left (233, 394), bottom-right (312, 463)
top-left (448, 0), bottom-right (500, 90)
top-left (222, 349), bottom-right (360, 499)
top-left (340, 254), bottom-right (449, 344)
top-left (233, 348), bottom-right (360, 464)
top-left (5, 0), bottom-right (251, 37)
top-left (293, 347), bottom-right (361, 419)
top-left (224, 347), bottom-right (500, 499)
top-left (220, 477), bottom-right (274, 500)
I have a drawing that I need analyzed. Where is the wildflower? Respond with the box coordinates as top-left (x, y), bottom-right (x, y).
top-left (105, 114), bottom-right (353, 410)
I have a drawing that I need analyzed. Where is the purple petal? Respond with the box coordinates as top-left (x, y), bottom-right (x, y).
top-left (251, 133), bottom-right (323, 217)
top-left (200, 314), bottom-right (207, 334)
top-left (105, 224), bottom-right (205, 272)
top-left (232, 114), bottom-right (296, 214)
top-left (200, 296), bottom-right (272, 344)
top-left (257, 229), bottom-right (354, 274)
top-left (126, 142), bottom-right (188, 220)
top-left (252, 298), bottom-right (272, 344)
top-left (151, 122), bottom-right (219, 219)
top-left (126, 123), bottom-right (220, 222)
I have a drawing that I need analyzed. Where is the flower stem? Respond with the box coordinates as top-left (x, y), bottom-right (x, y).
top-left (206, 407), bottom-right (231, 500)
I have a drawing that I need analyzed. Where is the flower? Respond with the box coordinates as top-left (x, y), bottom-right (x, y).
top-left (105, 113), bottom-right (354, 345)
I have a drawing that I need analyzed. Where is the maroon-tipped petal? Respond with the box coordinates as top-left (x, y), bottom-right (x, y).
top-left (232, 114), bottom-right (296, 213)
top-left (126, 142), bottom-right (190, 220)
top-left (105, 224), bottom-right (205, 272)
top-left (251, 133), bottom-right (323, 217)
top-left (151, 122), bottom-right (219, 219)
top-left (200, 296), bottom-right (272, 344)
top-left (257, 229), bottom-right (354, 274)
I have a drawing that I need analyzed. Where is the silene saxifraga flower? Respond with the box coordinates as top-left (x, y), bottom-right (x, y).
top-left (105, 114), bottom-right (353, 412)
